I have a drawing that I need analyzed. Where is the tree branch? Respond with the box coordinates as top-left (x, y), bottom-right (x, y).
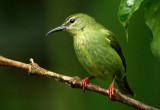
top-left (0, 56), bottom-right (159, 110)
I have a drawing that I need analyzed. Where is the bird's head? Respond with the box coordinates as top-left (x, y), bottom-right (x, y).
top-left (46, 13), bottom-right (96, 36)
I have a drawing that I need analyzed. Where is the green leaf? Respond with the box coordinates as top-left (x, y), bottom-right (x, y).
top-left (145, 0), bottom-right (160, 60)
top-left (118, 0), bottom-right (143, 27)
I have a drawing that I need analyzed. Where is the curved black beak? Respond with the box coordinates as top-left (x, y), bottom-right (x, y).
top-left (46, 25), bottom-right (67, 36)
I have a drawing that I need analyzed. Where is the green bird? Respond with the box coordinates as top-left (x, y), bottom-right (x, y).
top-left (46, 13), bottom-right (134, 98)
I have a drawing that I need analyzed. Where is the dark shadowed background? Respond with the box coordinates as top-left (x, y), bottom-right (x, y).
top-left (0, 0), bottom-right (160, 110)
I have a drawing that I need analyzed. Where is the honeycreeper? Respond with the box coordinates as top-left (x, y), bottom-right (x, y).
top-left (46, 13), bottom-right (134, 98)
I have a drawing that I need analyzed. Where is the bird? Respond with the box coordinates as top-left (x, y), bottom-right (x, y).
top-left (46, 13), bottom-right (134, 98)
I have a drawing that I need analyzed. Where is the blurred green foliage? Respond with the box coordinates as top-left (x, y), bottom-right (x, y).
top-left (145, 0), bottom-right (160, 60)
top-left (118, 0), bottom-right (143, 27)
top-left (119, 0), bottom-right (160, 61)
top-left (0, 0), bottom-right (160, 110)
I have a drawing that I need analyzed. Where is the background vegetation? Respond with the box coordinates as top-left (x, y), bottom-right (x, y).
top-left (0, 0), bottom-right (159, 110)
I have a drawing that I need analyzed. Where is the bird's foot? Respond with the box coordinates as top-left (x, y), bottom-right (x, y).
top-left (81, 76), bottom-right (94, 91)
top-left (108, 83), bottom-right (114, 99)
top-left (108, 77), bottom-right (115, 99)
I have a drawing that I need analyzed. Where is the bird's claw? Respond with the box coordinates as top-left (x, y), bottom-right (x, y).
top-left (81, 78), bottom-right (89, 91)
top-left (81, 76), bottom-right (94, 92)
top-left (108, 83), bottom-right (114, 99)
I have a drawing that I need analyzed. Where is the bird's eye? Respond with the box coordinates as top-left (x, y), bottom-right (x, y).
top-left (69, 18), bottom-right (75, 23)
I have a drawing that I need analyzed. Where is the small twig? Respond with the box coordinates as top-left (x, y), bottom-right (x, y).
top-left (0, 56), bottom-right (159, 110)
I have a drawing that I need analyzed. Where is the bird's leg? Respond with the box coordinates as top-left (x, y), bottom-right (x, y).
top-left (108, 76), bottom-right (116, 99)
top-left (81, 76), bottom-right (94, 91)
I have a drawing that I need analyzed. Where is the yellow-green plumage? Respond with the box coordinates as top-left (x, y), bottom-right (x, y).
top-left (74, 30), bottom-right (124, 80)
top-left (47, 13), bottom-right (134, 96)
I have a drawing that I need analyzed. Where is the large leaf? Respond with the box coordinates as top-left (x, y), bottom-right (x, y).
top-left (145, 0), bottom-right (160, 60)
top-left (118, 0), bottom-right (143, 27)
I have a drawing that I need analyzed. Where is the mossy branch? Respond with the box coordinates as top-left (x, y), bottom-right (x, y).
top-left (0, 56), bottom-right (159, 110)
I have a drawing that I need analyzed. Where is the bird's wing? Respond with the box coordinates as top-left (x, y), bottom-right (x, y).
top-left (105, 31), bottom-right (126, 72)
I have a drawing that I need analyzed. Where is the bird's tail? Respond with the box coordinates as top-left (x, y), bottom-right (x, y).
top-left (116, 75), bottom-right (134, 96)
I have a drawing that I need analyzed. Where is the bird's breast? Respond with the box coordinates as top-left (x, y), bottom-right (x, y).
top-left (73, 33), bottom-right (124, 80)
